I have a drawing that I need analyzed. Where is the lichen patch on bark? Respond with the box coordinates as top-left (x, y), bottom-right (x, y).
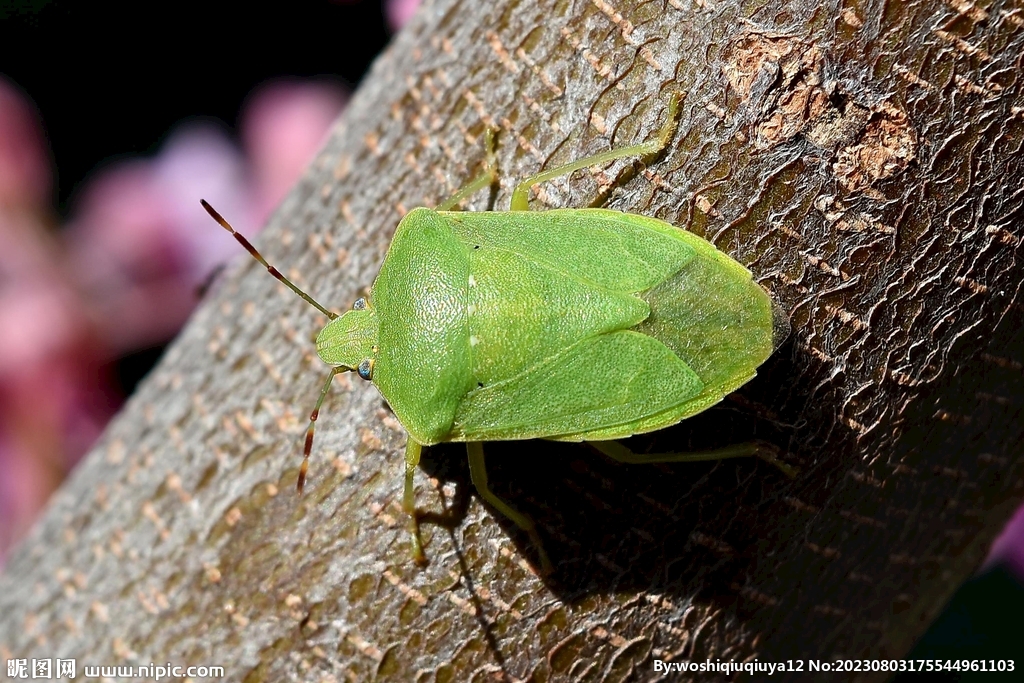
top-left (803, 99), bottom-right (871, 151)
top-left (833, 106), bottom-right (918, 195)
top-left (723, 33), bottom-right (826, 149)
top-left (756, 79), bottom-right (831, 149)
top-left (723, 34), bottom-right (821, 103)
top-left (724, 31), bottom-right (917, 195)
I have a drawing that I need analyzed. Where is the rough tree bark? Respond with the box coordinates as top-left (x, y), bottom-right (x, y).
top-left (2, 0), bottom-right (1022, 681)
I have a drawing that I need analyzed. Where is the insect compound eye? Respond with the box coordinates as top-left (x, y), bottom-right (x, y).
top-left (357, 358), bottom-right (375, 381)
top-left (353, 298), bottom-right (367, 310)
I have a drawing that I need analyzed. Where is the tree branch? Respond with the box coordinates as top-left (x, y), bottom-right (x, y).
top-left (2, 0), bottom-right (1022, 680)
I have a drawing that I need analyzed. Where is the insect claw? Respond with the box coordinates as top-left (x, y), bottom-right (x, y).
top-left (752, 441), bottom-right (799, 479)
top-left (412, 531), bottom-right (428, 567)
top-left (297, 427), bottom-right (315, 494)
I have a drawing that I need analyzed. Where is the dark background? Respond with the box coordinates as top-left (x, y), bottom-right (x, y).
top-left (0, 0), bottom-right (393, 393)
top-left (0, 0), bottom-right (392, 215)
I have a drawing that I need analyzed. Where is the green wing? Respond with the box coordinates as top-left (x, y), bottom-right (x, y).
top-left (448, 330), bottom-right (703, 441)
top-left (440, 208), bottom-right (697, 293)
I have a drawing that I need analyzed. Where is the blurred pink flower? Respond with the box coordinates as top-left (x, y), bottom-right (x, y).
top-left (986, 503), bottom-right (1024, 580)
top-left (64, 79), bottom-right (347, 354)
top-left (0, 76), bottom-right (51, 207)
top-left (0, 76), bottom-right (348, 563)
top-left (64, 125), bottom-right (254, 354)
top-left (0, 207), bottom-right (114, 563)
top-left (0, 80), bottom-right (113, 562)
top-left (241, 80), bottom-right (347, 223)
top-left (386, 0), bottom-right (422, 32)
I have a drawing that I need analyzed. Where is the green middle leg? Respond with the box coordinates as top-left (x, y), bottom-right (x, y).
top-left (402, 439), bottom-right (554, 573)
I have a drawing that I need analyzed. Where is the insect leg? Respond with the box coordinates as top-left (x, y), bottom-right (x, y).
top-left (299, 366), bottom-right (349, 493)
top-left (510, 92), bottom-right (682, 211)
top-left (435, 128), bottom-right (499, 211)
top-left (403, 439), bottom-right (427, 565)
top-left (589, 440), bottom-right (797, 478)
top-left (466, 443), bottom-right (553, 574)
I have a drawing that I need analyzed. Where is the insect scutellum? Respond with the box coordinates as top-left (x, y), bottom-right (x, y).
top-left (200, 199), bottom-right (375, 493)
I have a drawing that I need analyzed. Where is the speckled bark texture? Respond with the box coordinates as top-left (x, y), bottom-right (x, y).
top-left (1, 0), bottom-right (1022, 681)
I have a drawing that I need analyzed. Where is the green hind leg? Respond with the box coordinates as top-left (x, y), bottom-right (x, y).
top-left (589, 440), bottom-right (797, 478)
top-left (467, 442), bottom-right (553, 574)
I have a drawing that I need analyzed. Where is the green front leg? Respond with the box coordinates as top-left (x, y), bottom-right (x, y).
top-left (435, 128), bottom-right (499, 211)
top-left (403, 439), bottom-right (427, 565)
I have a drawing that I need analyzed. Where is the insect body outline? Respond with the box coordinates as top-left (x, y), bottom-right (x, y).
top-left (202, 92), bottom-right (790, 574)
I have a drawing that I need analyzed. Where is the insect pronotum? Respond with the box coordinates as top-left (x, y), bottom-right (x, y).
top-left (203, 93), bottom-right (792, 574)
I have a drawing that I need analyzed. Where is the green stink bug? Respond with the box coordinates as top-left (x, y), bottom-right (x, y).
top-left (202, 93), bottom-right (790, 573)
